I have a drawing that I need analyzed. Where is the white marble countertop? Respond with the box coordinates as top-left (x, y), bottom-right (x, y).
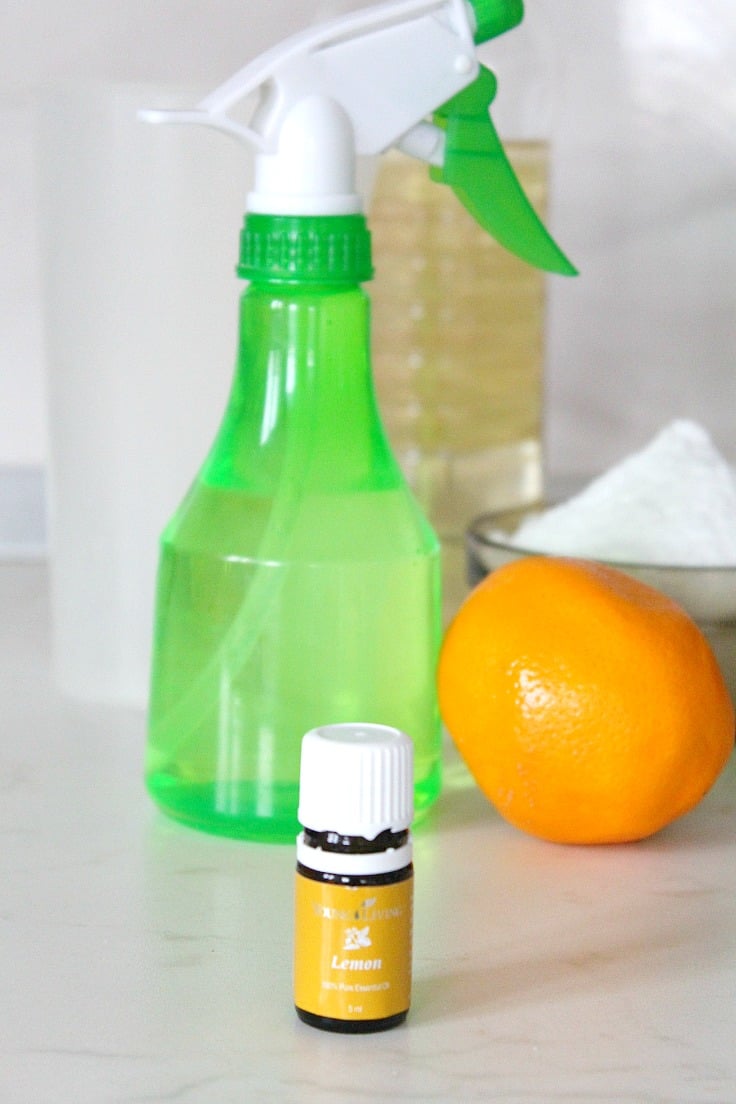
top-left (3, 562), bottom-right (736, 1103)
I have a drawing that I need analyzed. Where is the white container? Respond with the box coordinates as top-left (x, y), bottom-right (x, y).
top-left (36, 83), bottom-right (249, 707)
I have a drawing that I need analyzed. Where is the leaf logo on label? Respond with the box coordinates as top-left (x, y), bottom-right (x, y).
top-left (343, 925), bottom-right (372, 951)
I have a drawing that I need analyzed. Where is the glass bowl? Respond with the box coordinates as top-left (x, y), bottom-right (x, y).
top-left (466, 503), bottom-right (736, 702)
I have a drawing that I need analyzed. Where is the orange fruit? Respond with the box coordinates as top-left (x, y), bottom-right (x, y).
top-left (438, 556), bottom-right (734, 844)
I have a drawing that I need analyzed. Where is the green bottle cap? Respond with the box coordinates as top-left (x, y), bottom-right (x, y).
top-left (469, 0), bottom-right (524, 44)
top-left (238, 213), bottom-right (374, 283)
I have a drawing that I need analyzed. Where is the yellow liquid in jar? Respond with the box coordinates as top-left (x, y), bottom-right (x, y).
top-left (370, 142), bottom-right (548, 619)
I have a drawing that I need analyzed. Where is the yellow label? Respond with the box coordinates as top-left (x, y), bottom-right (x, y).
top-left (293, 871), bottom-right (413, 1022)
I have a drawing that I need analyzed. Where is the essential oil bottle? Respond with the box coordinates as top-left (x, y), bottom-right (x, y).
top-left (293, 723), bottom-right (414, 1033)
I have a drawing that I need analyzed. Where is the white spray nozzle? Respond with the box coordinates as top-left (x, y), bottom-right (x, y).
top-left (140, 0), bottom-right (576, 274)
top-left (141, 0), bottom-right (478, 215)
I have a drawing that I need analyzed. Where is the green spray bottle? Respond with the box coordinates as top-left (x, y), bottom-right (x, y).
top-left (141, 0), bottom-right (575, 842)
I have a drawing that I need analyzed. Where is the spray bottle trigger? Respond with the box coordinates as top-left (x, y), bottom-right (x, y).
top-left (430, 66), bottom-right (577, 276)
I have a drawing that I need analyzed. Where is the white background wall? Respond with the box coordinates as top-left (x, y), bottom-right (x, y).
top-left (2, 0), bottom-right (735, 478)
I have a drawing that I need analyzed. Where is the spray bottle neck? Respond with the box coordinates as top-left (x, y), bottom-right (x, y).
top-left (238, 213), bottom-right (373, 285)
top-left (200, 276), bottom-right (401, 495)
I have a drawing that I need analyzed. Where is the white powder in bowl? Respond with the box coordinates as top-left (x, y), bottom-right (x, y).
top-left (510, 420), bottom-right (736, 567)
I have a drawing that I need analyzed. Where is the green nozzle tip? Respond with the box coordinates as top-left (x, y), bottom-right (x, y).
top-left (470, 0), bottom-right (524, 44)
